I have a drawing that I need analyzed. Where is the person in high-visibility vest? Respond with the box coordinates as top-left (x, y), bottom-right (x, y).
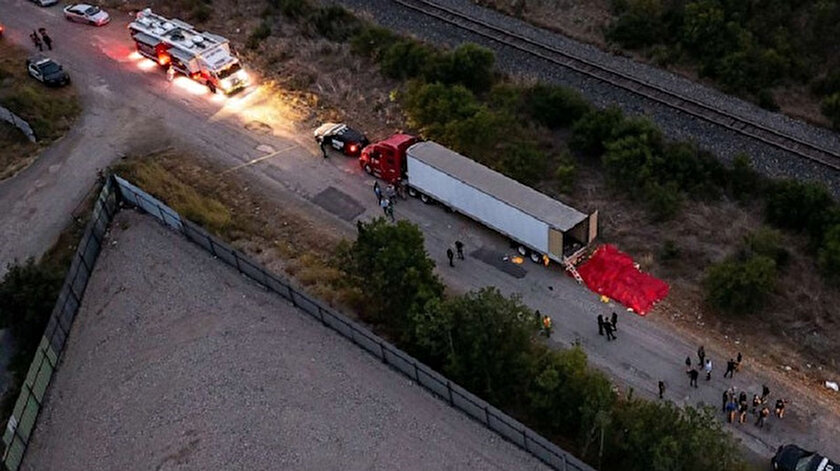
top-left (541, 315), bottom-right (553, 338)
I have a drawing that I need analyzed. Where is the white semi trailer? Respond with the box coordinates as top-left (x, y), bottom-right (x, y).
top-left (404, 141), bottom-right (598, 265)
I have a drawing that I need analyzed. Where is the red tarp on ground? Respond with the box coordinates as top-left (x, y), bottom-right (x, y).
top-left (577, 244), bottom-right (670, 316)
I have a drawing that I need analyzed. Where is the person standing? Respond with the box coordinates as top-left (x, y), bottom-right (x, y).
top-left (751, 394), bottom-right (761, 415)
top-left (697, 345), bottom-right (706, 366)
top-left (775, 399), bottom-right (787, 418)
top-left (610, 312), bottom-right (618, 331)
top-left (455, 240), bottom-right (464, 260)
top-left (380, 197), bottom-right (389, 217)
top-left (755, 406), bottom-right (770, 428)
top-left (722, 389), bottom-right (730, 413)
top-left (736, 352), bottom-right (743, 371)
top-left (704, 358), bottom-right (713, 381)
top-left (724, 358), bottom-right (736, 378)
top-left (658, 380), bottom-right (665, 399)
top-left (685, 356), bottom-right (692, 372)
top-left (689, 368), bottom-right (699, 388)
top-left (604, 321), bottom-right (616, 341)
top-left (446, 248), bottom-right (454, 267)
top-left (167, 65), bottom-right (175, 82)
top-left (761, 384), bottom-right (770, 403)
top-left (373, 181), bottom-right (382, 203)
top-left (319, 139), bottom-right (328, 158)
top-left (597, 315), bottom-right (605, 336)
top-left (41, 30), bottom-right (53, 51)
top-left (385, 184), bottom-right (396, 204)
top-left (738, 398), bottom-right (749, 424)
top-left (725, 397), bottom-right (738, 423)
top-left (386, 200), bottom-right (395, 222)
top-left (541, 316), bottom-right (553, 338)
top-left (31, 31), bottom-right (43, 51)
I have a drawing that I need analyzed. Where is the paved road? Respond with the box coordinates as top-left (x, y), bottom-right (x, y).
top-left (0, 0), bottom-right (838, 464)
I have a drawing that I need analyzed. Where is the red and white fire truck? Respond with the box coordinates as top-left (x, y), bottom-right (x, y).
top-left (128, 8), bottom-right (250, 94)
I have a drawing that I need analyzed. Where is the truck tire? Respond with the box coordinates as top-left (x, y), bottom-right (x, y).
top-left (517, 245), bottom-right (529, 257)
top-left (407, 186), bottom-right (418, 198)
top-left (419, 193), bottom-right (433, 204)
top-left (530, 252), bottom-right (543, 264)
top-left (207, 82), bottom-right (217, 94)
top-left (363, 163), bottom-right (373, 175)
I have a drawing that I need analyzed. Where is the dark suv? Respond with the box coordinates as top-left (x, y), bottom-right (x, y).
top-left (26, 55), bottom-right (70, 87)
top-left (772, 444), bottom-right (838, 471)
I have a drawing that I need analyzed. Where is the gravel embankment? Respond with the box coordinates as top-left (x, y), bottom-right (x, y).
top-left (333, 0), bottom-right (840, 195)
top-left (22, 211), bottom-right (551, 471)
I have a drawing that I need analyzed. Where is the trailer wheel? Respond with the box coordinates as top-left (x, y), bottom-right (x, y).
top-left (530, 252), bottom-right (543, 264)
top-left (407, 187), bottom-right (418, 198)
top-left (419, 193), bottom-right (433, 204)
top-left (363, 163), bottom-right (373, 175)
top-left (517, 245), bottom-right (529, 257)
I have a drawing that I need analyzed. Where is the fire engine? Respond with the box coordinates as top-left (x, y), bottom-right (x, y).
top-left (128, 8), bottom-right (250, 94)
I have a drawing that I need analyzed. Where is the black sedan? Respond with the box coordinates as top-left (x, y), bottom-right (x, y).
top-left (26, 56), bottom-right (70, 86)
top-left (773, 444), bottom-right (838, 471)
top-left (314, 122), bottom-right (369, 157)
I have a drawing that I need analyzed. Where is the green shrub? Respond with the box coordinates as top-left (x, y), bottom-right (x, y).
top-left (644, 181), bottom-right (682, 221)
top-left (191, 3), bottom-right (212, 22)
top-left (602, 134), bottom-right (657, 191)
top-left (554, 160), bottom-right (577, 193)
top-left (498, 141), bottom-right (550, 186)
top-left (0, 259), bottom-right (63, 348)
top-left (350, 25), bottom-right (399, 59)
top-left (606, 0), bottom-right (666, 48)
top-left (764, 179), bottom-right (834, 237)
top-left (441, 108), bottom-right (517, 160)
top-left (429, 43), bottom-right (496, 93)
top-left (726, 153), bottom-right (760, 199)
top-left (380, 40), bottom-right (437, 81)
top-left (660, 239), bottom-right (680, 261)
top-left (306, 5), bottom-right (361, 41)
top-left (821, 92), bottom-right (840, 129)
top-left (818, 224), bottom-right (840, 280)
top-left (744, 228), bottom-right (788, 266)
top-left (703, 255), bottom-right (777, 314)
top-left (569, 106), bottom-right (625, 157)
top-left (525, 84), bottom-right (592, 129)
top-left (757, 89), bottom-right (780, 111)
top-left (401, 81), bottom-right (481, 132)
top-left (268, 0), bottom-right (311, 18)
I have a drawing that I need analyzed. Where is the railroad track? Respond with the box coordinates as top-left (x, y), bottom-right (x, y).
top-left (392, 0), bottom-right (840, 172)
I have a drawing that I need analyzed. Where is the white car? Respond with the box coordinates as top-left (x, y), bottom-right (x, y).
top-left (30, 0), bottom-right (59, 7)
top-left (63, 4), bottom-right (110, 26)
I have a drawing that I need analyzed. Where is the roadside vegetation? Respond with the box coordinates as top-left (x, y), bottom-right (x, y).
top-left (478, 0), bottom-right (840, 127)
top-left (0, 42), bottom-right (81, 180)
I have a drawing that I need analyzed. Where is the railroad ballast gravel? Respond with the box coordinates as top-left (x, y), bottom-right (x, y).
top-left (22, 211), bottom-right (550, 471)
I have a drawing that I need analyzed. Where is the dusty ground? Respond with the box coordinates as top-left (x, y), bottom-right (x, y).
top-left (475, 0), bottom-right (832, 126)
top-left (23, 210), bottom-right (551, 471)
top-left (0, 42), bottom-right (79, 180)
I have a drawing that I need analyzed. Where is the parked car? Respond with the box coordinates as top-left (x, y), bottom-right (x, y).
top-left (314, 123), bottom-right (369, 157)
top-left (63, 4), bottom-right (110, 26)
top-left (772, 445), bottom-right (838, 471)
top-left (30, 0), bottom-right (59, 6)
top-left (26, 55), bottom-right (70, 86)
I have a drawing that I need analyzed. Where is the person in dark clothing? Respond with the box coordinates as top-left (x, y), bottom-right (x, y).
top-left (697, 345), bottom-right (706, 366)
top-left (775, 399), bottom-right (787, 418)
top-left (446, 248), bottom-right (454, 267)
top-left (725, 398), bottom-right (738, 423)
top-left (736, 352), bottom-right (743, 371)
top-left (689, 368), bottom-right (699, 387)
top-left (604, 321), bottom-right (616, 341)
top-left (738, 398), bottom-right (749, 424)
top-left (751, 394), bottom-right (761, 414)
top-left (658, 380), bottom-right (665, 399)
top-left (385, 200), bottom-right (395, 222)
top-left (722, 389), bottom-right (730, 412)
top-left (761, 384), bottom-right (770, 403)
top-left (724, 359), bottom-right (736, 378)
top-left (610, 311), bottom-right (618, 331)
top-left (739, 391), bottom-right (747, 405)
top-left (373, 181), bottom-right (382, 203)
top-left (319, 139), bottom-right (328, 158)
top-left (597, 315), bottom-right (605, 336)
top-left (31, 31), bottom-right (43, 51)
top-left (41, 31), bottom-right (52, 51)
top-left (685, 356), bottom-right (692, 372)
top-left (455, 240), bottom-right (464, 260)
top-left (756, 406), bottom-right (770, 428)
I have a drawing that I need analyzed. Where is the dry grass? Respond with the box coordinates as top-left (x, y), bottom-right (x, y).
top-left (0, 41), bottom-right (80, 180)
top-left (111, 149), bottom-right (354, 307)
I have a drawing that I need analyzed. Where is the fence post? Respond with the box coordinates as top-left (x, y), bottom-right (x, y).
top-left (413, 363), bottom-right (419, 382)
top-left (379, 343), bottom-right (386, 363)
top-left (447, 381), bottom-right (453, 406)
top-left (484, 405), bottom-right (490, 424)
top-left (207, 236), bottom-right (218, 257)
top-left (317, 306), bottom-right (326, 326)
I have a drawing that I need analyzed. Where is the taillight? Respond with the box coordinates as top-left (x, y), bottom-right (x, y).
top-left (157, 54), bottom-right (170, 66)
top-left (349, 144), bottom-right (357, 153)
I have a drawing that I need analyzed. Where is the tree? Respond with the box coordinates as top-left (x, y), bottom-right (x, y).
top-left (380, 40), bottom-right (437, 81)
top-left (429, 43), bottom-right (496, 93)
top-left (337, 218), bottom-right (443, 335)
top-left (498, 141), bottom-right (549, 186)
top-left (412, 287), bottom-right (538, 405)
top-left (525, 84), bottom-right (592, 129)
top-left (401, 81), bottom-right (481, 134)
top-left (607, 0), bottom-right (666, 49)
top-left (0, 259), bottom-right (64, 347)
top-left (726, 153), bottom-right (760, 199)
top-left (764, 179), bottom-right (835, 238)
top-left (569, 107), bottom-right (625, 157)
top-left (703, 255), bottom-right (777, 314)
top-left (602, 134), bottom-right (658, 191)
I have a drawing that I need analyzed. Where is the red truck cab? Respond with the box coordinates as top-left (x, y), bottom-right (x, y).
top-left (359, 134), bottom-right (419, 184)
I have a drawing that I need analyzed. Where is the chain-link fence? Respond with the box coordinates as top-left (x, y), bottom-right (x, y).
top-left (2, 175), bottom-right (593, 471)
top-left (0, 107), bottom-right (36, 143)
top-left (1, 178), bottom-right (118, 471)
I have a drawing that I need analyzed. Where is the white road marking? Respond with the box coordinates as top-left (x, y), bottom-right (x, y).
top-left (220, 144), bottom-right (299, 174)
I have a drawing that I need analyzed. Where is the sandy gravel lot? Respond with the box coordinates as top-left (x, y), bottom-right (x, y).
top-left (22, 211), bottom-right (550, 471)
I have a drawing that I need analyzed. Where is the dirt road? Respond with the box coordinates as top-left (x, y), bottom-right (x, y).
top-left (0, 0), bottom-right (837, 464)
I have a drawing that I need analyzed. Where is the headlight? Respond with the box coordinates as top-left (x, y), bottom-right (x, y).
top-left (236, 69), bottom-right (249, 83)
top-left (221, 78), bottom-right (234, 90)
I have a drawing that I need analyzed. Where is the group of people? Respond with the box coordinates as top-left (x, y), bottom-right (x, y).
top-left (722, 384), bottom-right (787, 428)
top-left (596, 312), bottom-right (618, 340)
top-left (684, 346), bottom-right (743, 387)
top-left (372, 181), bottom-right (398, 222)
top-left (30, 28), bottom-right (53, 52)
top-left (445, 240), bottom-right (465, 267)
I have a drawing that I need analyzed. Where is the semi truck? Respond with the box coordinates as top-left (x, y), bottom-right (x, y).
top-left (360, 135), bottom-right (598, 265)
top-left (128, 8), bottom-right (250, 94)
